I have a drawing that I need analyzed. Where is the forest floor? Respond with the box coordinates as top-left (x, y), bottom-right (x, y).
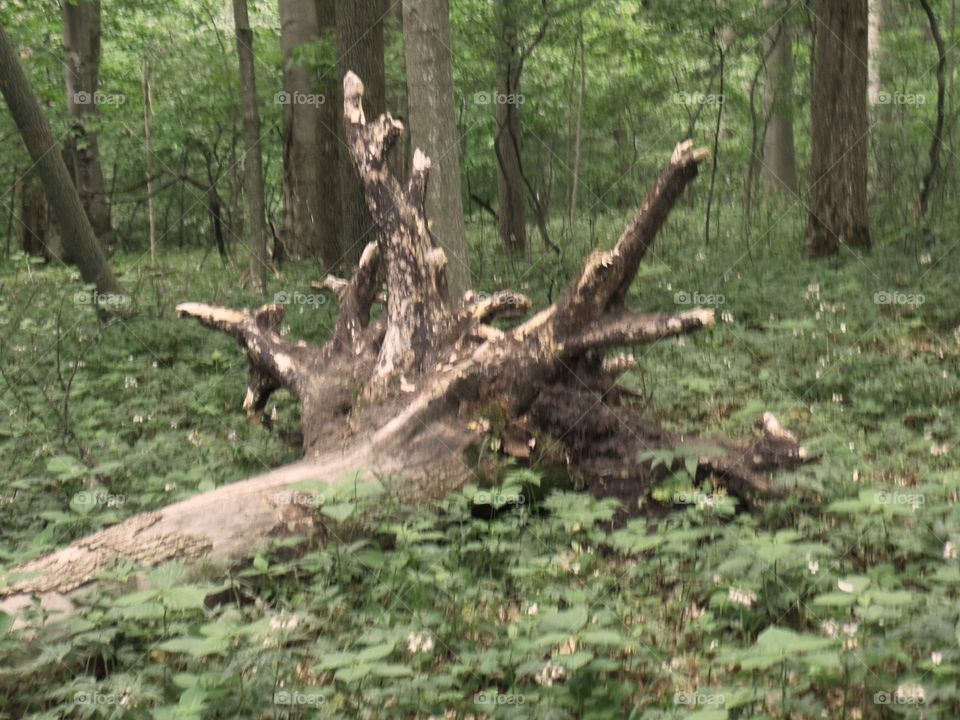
top-left (0, 206), bottom-right (957, 718)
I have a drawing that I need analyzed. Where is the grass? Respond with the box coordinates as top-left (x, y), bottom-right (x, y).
top-left (0, 203), bottom-right (958, 718)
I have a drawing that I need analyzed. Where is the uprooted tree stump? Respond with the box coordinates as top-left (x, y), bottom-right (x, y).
top-left (0, 73), bottom-right (809, 619)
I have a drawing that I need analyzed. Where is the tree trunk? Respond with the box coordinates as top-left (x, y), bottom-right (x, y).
top-left (807, 0), bottom-right (871, 257)
top-left (402, 0), bottom-right (472, 299)
top-left (0, 21), bottom-right (121, 298)
top-left (62, 0), bottom-right (112, 242)
top-left (0, 75), bottom-right (810, 622)
top-left (495, 0), bottom-right (528, 254)
top-left (141, 57), bottom-right (158, 266)
top-left (232, 0), bottom-right (269, 293)
top-left (761, 0), bottom-right (798, 194)
top-left (566, 13), bottom-right (586, 226)
top-left (278, 0), bottom-right (339, 271)
top-left (868, 0), bottom-right (884, 105)
top-left (335, 0), bottom-right (387, 268)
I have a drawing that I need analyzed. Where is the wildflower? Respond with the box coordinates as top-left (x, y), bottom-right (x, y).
top-left (808, 560), bottom-right (820, 575)
top-left (944, 541), bottom-right (957, 560)
top-left (727, 587), bottom-right (756, 608)
top-left (526, 603), bottom-right (539, 616)
top-left (124, 376), bottom-right (138, 389)
top-left (821, 619), bottom-right (839, 638)
top-left (535, 662), bottom-right (567, 687)
top-left (407, 631), bottom-right (435, 654)
top-left (269, 612), bottom-right (300, 632)
top-left (931, 651), bottom-right (943, 666)
top-left (930, 442), bottom-right (950, 457)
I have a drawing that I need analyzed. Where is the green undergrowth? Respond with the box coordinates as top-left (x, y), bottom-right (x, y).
top-left (1, 209), bottom-right (959, 718)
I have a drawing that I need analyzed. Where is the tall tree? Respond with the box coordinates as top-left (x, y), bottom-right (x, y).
top-left (761, 0), bottom-right (798, 194)
top-left (494, 0), bottom-right (527, 253)
top-left (0, 20), bottom-right (120, 297)
top-left (278, 0), bottom-right (340, 271)
top-left (402, 0), bottom-right (471, 298)
top-left (62, 0), bottom-right (111, 240)
top-left (807, 0), bottom-right (871, 257)
top-left (335, 0), bottom-right (386, 268)
top-left (232, 0), bottom-right (268, 293)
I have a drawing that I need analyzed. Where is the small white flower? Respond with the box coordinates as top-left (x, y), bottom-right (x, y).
top-left (535, 662), bottom-right (567, 687)
top-left (842, 622), bottom-right (858, 637)
top-left (931, 651), bottom-right (943, 666)
top-left (721, 312), bottom-right (734, 324)
top-left (406, 631), bottom-right (435, 654)
top-left (133, 415), bottom-right (144, 424)
top-left (930, 442), bottom-right (950, 457)
top-left (727, 587), bottom-right (757, 608)
top-left (124, 376), bottom-right (138, 389)
top-left (808, 560), bottom-right (820, 575)
top-left (527, 603), bottom-right (539, 616)
top-left (944, 541), bottom-right (957, 560)
top-left (269, 612), bottom-right (300, 632)
top-left (832, 393), bottom-right (843, 404)
top-left (919, 254), bottom-right (932, 266)
top-left (821, 619), bottom-right (839, 638)
top-left (840, 323), bottom-right (847, 333)
top-left (164, 483), bottom-right (177, 492)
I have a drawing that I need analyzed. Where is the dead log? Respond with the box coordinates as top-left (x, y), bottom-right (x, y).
top-left (0, 73), bottom-right (809, 621)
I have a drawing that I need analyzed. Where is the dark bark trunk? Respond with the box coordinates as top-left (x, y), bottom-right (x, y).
top-left (335, 0), bottom-right (387, 269)
top-left (279, 0), bottom-right (339, 271)
top-left (62, 0), bottom-right (111, 241)
top-left (495, 0), bottom-right (527, 254)
top-left (232, 0), bottom-right (269, 292)
top-left (917, 0), bottom-right (946, 226)
top-left (0, 21), bottom-right (121, 298)
top-left (402, 0), bottom-right (472, 298)
top-left (807, 0), bottom-right (871, 257)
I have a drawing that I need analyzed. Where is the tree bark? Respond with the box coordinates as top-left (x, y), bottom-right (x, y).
top-left (0, 76), bottom-right (811, 622)
top-left (0, 21), bottom-right (121, 297)
top-left (565, 12), bottom-right (585, 226)
top-left (62, 0), bottom-right (112, 241)
top-left (918, 0), bottom-right (946, 225)
top-left (232, 0), bottom-right (269, 293)
top-left (807, 0), bottom-right (871, 257)
top-left (495, 0), bottom-right (528, 254)
top-left (278, 0), bottom-right (339, 271)
top-left (761, 0), bottom-right (798, 194)
top-left (402, 0), bottom-right (472, 298)
top-left (335, 0), bottom-right (387, 268)
top-left (141, 57), bottom-right (157, 266)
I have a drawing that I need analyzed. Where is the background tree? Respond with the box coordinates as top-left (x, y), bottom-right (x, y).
top-left (278, 0), bottom-right (339, 270)
top-left (335, 0), bottom-right (387, 268)
top-left (807, 0), bottom-right (871, 256)
top-left (62, 0), bottom-right (111, 241)
top-left (761, 0), bottom-right (797, 194)
top-left (232, 0), bottom-right (269, 292)
top-left (402, 0), bottom-right (471, 298)
top-left (0, 20), bottom-right (120, 298)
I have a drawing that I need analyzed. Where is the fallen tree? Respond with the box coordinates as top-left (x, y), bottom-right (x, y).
top-left (0, 73), bottom-right (808, 619)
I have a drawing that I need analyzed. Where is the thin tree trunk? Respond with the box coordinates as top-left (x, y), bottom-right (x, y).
top-left (141, 57), bottom-right (157, 266)
top-left (232, 0), bottom-right (268, 293)
top-left (62, 0), bottom-right (111, 241)
top-left (0, 21), bottom-right (121, 297)
top-left (402, 0), bottom-right (472, 298)
top-left (917, 0), bottom-right (946, 225)
top-left (495, 0), bottom-right (527, 254)
top-left (807, 0), bottom-right (871, 257)
top-left (868, 0), bottom-right (883, 105)
top-left (566, 13), bottom-right (585, 226)
top-left (335, 0), bottom-right (386, 268)
top-left (761, 0), bottom-right (798, 194)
